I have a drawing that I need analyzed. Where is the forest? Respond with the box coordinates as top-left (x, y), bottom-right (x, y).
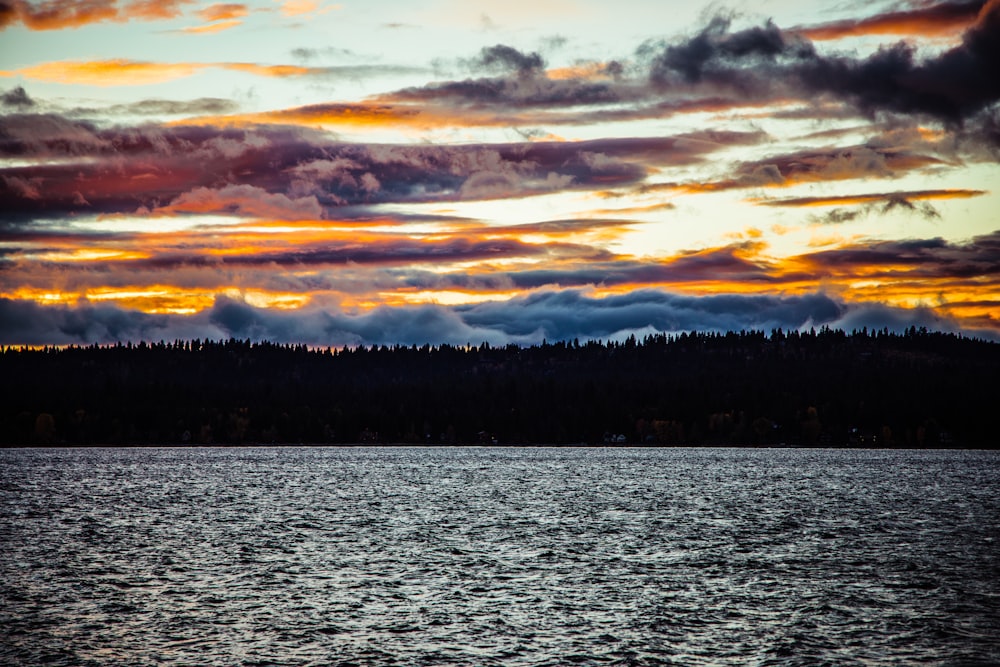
top-left (2, 327), bottom-right (997, 447)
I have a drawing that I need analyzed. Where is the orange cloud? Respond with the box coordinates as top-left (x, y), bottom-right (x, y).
top-left (2, 58), bottom-right (344, 86)
top-left (181, 101), bottom-right (432, 130)
top-left (545, 61), bottom-right (619, 81)
top-left (587, 202), bottom-right (677, 216)
top-left (274, 0), bottom-right (339, 17)
top-left (125, 0), bottom-right (189, 20)
top-left (179, 96), bottom-right (783, 133)
top-left (2, 59), bottom-right (205, 86)
top-left (178, 2), bottom-right (247, 32)
top-left (178, 18), bottom-right (242, 33)
top-left (197, 3), bottom-right (248, 21)
top-left (220, 63), bottom-right (315, 77)
top-left (5, 222), bottom-right (998, 332)
top-left (2, 0), bottom-right (193, 30)
top-left (2, 285), bottom-right (311, 315)
top-left (794, 1), bottom-right (985, 41)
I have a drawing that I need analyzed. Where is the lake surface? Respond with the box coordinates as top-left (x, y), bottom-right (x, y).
top-left (2, 447), bottom-right (999, 666)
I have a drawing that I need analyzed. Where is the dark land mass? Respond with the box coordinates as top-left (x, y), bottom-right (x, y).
top-left (2, 327), bottom-right (998, 447)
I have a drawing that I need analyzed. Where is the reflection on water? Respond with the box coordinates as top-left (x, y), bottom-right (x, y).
top-left (2, 447), bottom-right (999, 666)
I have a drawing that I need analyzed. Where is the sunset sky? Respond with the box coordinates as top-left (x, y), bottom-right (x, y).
top-left (2, 0), bottom-right (998, 346)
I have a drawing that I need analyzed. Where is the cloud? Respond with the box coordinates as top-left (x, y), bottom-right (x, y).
top-left (1, 58), bottom-right (426, 87)
top-left (648, 16), bottom-right (810, 86)
top-left (290, 46), bottom-right (360, 61)
top-left (5, 220), bottom-right (997, 343)
top-left (127, 236), bottom-right (575, 271)
top-left (219, 62), bottom-right (318, 77)
top-left (1, 85), bottom-right (34, 108)
top-left (2, 59), bottom-right (205, 86)
top-left (382, 53), bottom-right (642, 110)
top-left (1, 0), bottom-right (193, 30)
top-left (101, 97), bottom-right (240, 116)
top-left (796, 2), bottom-right (1000, 123)
top-left (196, 2), bottom-right (247, 21)
top-left (755, 188), bottom-right (987, 208)
top-left (158, 184), bottom-right (324, 220)
top-left (471, 44), bottom-right (545, 76)
top-left (273, 0), bottom-right (338, 18)
top-left (4, 288), bottom-right (987, 347)
top-left (457, 289), bottom-right (845, 341)
top-left (2, 174), bottom-right (42, 199)
top-left (0, 297), bottom-right (214, 344)
top-left (815, 199), bottom-right (943, 224)
top-left (2, 116), bottom-right (760, 220)
top-left (755, 188), bottom-right (987, 223)
top-left (637, 3), bottom-right (1000, 126)
top-left (795, 1), bottom-right (987, 41)
top-left (290, 6), bottom-right (992, 139)
top-left (176, 18), bottom-right (241, 33)
top-left (476, 244), bottom-right (784, 292)
top-left (546, 60), bottom-right (624, 82)
top-left (668, 143), bottom-right (945, 195)
top-left (830, 300), bottom-right (963, 334)
top-left (797, 231), bottom-right (1000, 281)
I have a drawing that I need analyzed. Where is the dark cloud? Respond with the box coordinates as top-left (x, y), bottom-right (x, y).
top-left (0, 116), bottom-right (753, 221)
top-left (3, 289), bottom-right (985, 347)
top-left (306, 64), bottom-right (430, 80)
top-left (801, 231), bottom-right (1000, 279)
top-left (108, 97), bottom-right (239, 116)
top-left (0, 298), bottom-right (181, 346)
top-left (1, 86), bottom-right (35, 108)
top-left (798, 2), bottom-right (1000, 124)
top-left (758, 188), bottom-right (987, 223)
top-left (877, 196), bottom-right (941, 219)
top-left (540, 35), bottom-right (567, 51)
top-left (136, 236), bottom-right (588, 270)
top-left (457, 289), bottom-right (843, 341)
top-left (384, 45), bottom-right (642, 109)
top-left (54, 97), bottom-right (240, 117)
top-left (347, 4), bottom-right (998, 138)
top-left (759, 188), bottom-right (987, 208)
top-left (687, 142), bottom-right (944, 193)
top-left (829, 301), bottom-right (959, 335)
top-left (0, 1), bottom-right (17, 28)
top-left (640, 4), bottom-right (1000, 128)
top-left (810, 198), bottom-right (942, 224)
top-left (814, 208), bottom-right (864, 224)
top-left (649, 16), bottom-right (812, 85)
top-left (473, 44), bottom-right (545, 76)
top-left (291, 47), bottom-right (365, 61)
top-left (386, 74), bottom-right (629, 108)
top-left (497, 246), bottom-right (789, 291)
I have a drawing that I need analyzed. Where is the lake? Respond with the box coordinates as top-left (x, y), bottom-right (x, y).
top-left (2, 446), bottom-right (999, 665)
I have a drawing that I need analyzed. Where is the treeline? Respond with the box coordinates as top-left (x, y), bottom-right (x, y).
top-left (2, 327), bottom-right (997, 447)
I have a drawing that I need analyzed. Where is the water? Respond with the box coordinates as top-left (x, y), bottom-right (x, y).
top-left (2, 447), bottom-right (999, 666)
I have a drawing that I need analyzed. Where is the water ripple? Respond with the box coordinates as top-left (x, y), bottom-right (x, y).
top-left (2, 446), bottom-right (999, 666)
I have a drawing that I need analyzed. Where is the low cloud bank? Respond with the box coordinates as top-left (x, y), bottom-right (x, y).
top-left (2, 289), bottom-right (988, 348)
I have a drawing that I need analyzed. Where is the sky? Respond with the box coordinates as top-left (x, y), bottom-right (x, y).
top-left (1, 0), bottom-right (998, 347)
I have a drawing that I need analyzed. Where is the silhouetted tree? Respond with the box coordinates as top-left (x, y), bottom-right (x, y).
top-left (1, 330), bottom-right (997, 446)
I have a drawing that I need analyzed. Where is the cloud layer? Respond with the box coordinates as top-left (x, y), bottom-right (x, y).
top-left (3, 289), bottom-right (984, 348)
top-left (2, 0), bottom-right (998, 346)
